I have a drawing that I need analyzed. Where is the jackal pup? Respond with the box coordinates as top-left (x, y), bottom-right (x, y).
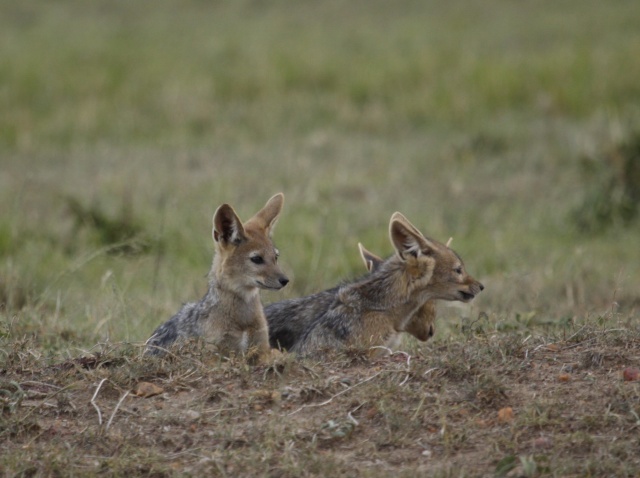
top-left (266, 212), bottom-right (483, 356)
top-left (146, 193), bottom-right (289, 361)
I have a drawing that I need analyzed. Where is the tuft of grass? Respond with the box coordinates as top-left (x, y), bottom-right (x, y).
top-left (64, 195), bottom-right (152, 255)
top-left (572, 131), bottom-right (640, 232)
top-left (0, 274), bottom-right (33, 312)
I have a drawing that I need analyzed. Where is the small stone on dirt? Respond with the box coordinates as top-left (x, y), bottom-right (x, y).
top-left (497, 407), bottom-right (514, 423)
top-left (134, 382), bottom-right (164, 398)
top-left (184, 410), bottom-right (201, 420)
top-left (533, 436), bottom-right (553, 449)
top-left (622, 367), bottom-right (640, 381)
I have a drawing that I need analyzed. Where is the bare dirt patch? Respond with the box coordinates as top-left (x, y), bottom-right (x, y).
top-left (2, 326), bottom-right (640, 477)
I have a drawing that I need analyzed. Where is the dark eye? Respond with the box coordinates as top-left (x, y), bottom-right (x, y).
top-left (251, 256), bottom-right (264, 265)
top-left (454, 267), bottom-right (463, 275)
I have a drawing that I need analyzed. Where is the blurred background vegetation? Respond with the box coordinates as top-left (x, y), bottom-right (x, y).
top-left (1, 0), bottom-right (639, 352)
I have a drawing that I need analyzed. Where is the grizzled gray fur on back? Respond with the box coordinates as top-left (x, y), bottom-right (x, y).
top-left (266, 287), bottom-right (340, 351)
top-left (266, 257), bottom-right (414, 356)
top-left (145, 288), bottom-right (218, 355)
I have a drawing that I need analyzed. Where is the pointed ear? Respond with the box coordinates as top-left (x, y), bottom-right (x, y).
top-left (358, 243), bottom-right (384, 272)
top-left (389, 212), bottom-right (435, 258)
top-left (213, 204), bottom-right (246, 245)
top-left (246, 192), bottom-right (284, 236)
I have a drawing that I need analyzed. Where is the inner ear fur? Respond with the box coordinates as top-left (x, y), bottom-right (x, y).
top-left (213, 203), bottom-right (246, 245)
top-left (358, 243), bottom-right (384, 272)
top-left (245, 192), bottom-right (284, 236)
top-left (389, 212), bottom-right (437, 258)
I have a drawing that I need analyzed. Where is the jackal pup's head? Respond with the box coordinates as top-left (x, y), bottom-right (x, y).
top-left (212, 193), bottom-right (289, 292)
top-left (389, 212), bottom-right (484, 303)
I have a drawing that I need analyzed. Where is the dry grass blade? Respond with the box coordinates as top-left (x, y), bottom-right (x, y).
top-left (105, 391), bottom-right (130, 431)
top-left (90, 378), bottom-right (107, 426)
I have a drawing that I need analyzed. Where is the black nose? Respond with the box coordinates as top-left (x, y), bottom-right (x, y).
top-left (279, 277), bottom-right (289, 287)
top-left (479, 283), bottom-right (485, 291)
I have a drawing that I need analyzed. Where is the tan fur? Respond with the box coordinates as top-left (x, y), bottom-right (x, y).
top-left (146, 193), bottom-right (289, 363)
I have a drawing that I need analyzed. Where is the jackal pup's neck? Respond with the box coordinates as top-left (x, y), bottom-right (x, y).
top-left (206, 254), bottom-right (261, 302)
top-left (340, 254), bottom-right (434, 313)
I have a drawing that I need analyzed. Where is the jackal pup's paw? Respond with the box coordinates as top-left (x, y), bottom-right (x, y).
top-left (261, 348), bottom-right (286, 363)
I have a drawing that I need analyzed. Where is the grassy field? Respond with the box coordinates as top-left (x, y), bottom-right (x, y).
top-left (2, 1), bottom-right (640, 476)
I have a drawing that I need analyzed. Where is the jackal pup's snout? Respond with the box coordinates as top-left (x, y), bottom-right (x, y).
top-left (458, 280), bottom-right (484, 302)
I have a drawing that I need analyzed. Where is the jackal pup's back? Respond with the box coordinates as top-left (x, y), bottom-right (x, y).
top-left (265, 243), bottom-right (436, 351)
top-left (146, 193), bottom-right (289, 361)
top-left (267, 212), bottom-right (483, 356)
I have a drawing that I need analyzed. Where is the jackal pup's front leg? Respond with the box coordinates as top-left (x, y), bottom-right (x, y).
top-left (246, 323), bottom-right (277, 363)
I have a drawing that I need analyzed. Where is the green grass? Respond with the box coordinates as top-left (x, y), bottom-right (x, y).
top-left (1, 1), bottom-right (640, 475)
